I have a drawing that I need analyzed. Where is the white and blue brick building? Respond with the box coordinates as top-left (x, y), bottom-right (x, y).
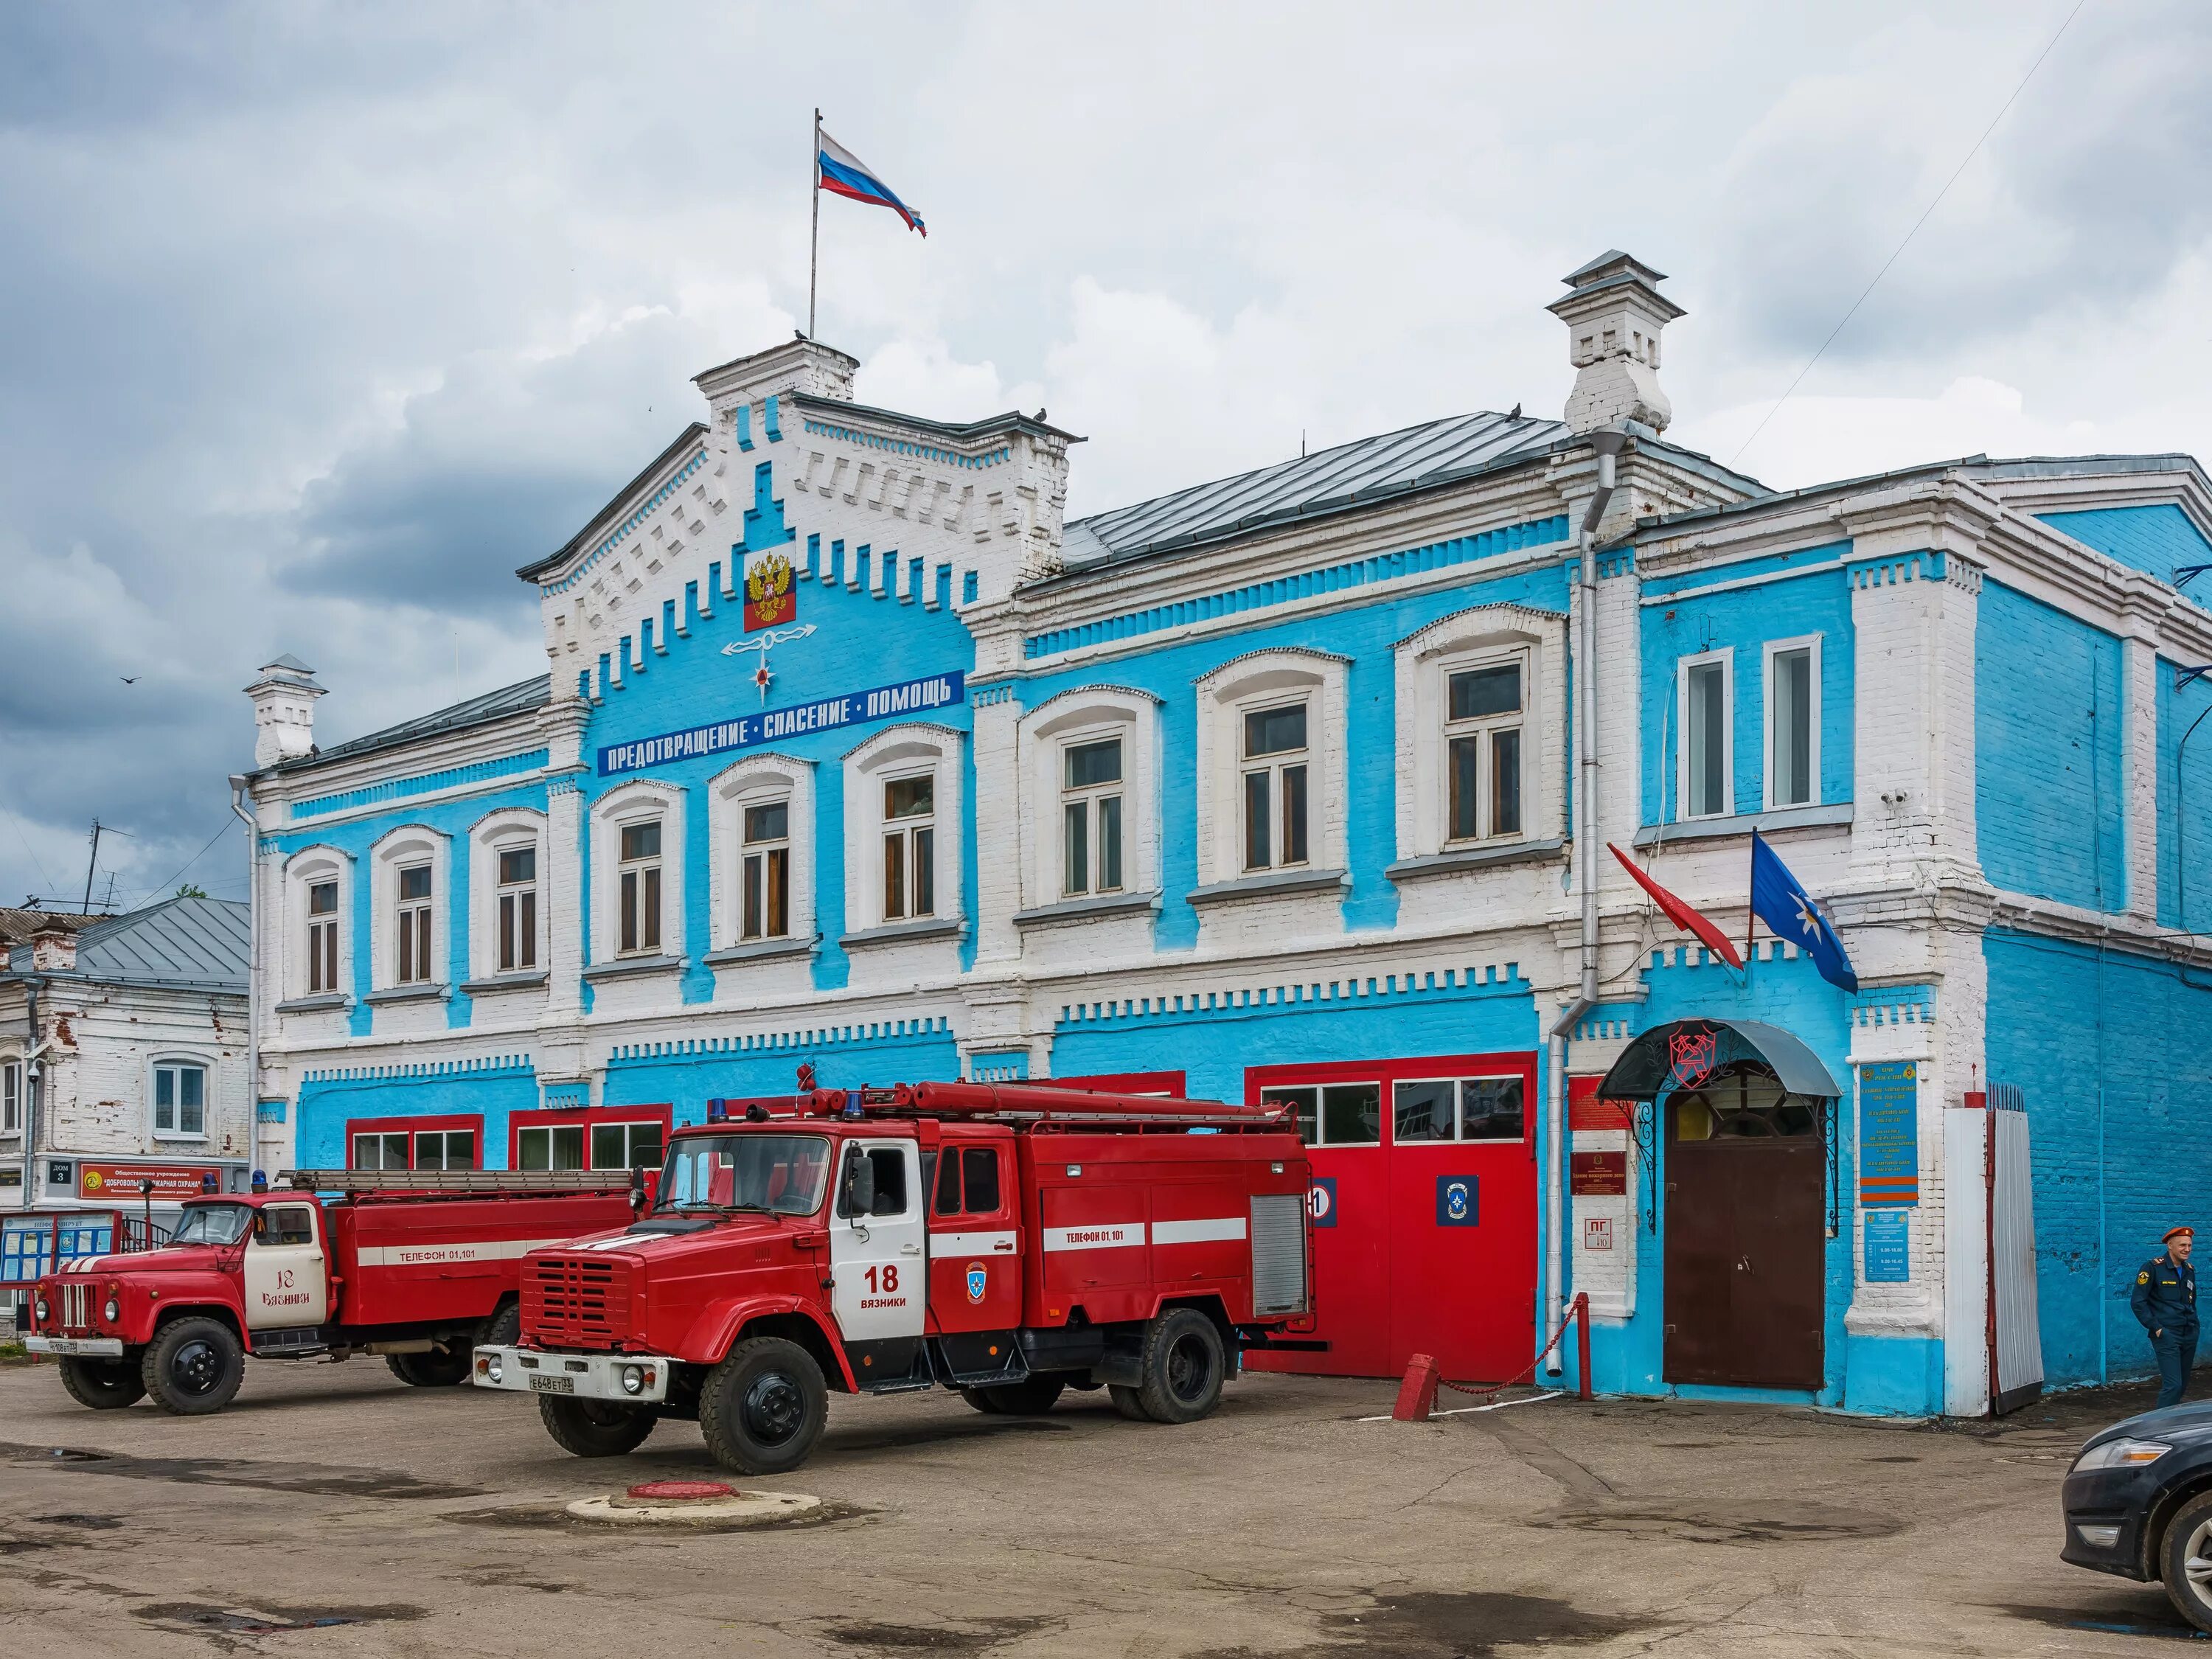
top-left (240, 251), bottom-right (2212, 1416)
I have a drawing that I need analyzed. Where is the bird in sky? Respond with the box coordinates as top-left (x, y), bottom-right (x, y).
top-left (119, 676), bottom-right (139, 684)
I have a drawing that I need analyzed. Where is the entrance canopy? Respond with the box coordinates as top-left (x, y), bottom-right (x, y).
top-left (1596, 1018), bottom-right (1841, 1103)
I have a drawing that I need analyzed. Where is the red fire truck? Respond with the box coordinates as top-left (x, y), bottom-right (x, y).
top-left (473, 1081), bottom-right (1316, 1474)
top-left (18, 1170), bottom-right (638, 1416)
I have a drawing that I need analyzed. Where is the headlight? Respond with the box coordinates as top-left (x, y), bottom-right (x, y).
top-left (487, 1359), bottom-right (504, 1383)
top-left (103, 1299), bottom-right (119, 1323)
top-left (34, 1298), bottom-right (49, 1322)
top-left (621, 1364), bottom-right (643, 1395)
top-left (2074, 1437), bottom-right (2172, 1472)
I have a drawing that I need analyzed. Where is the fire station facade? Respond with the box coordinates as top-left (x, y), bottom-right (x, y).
top-left (240, 252), bottom-right (2212, 1417)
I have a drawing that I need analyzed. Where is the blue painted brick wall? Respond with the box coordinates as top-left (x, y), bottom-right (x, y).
top-left (2158, 663), bottom-right (2212, 931)
top-left (2040, 505), bottom-right (2212, 597)
top-left (1975, 580), bottom-right (2126, 911)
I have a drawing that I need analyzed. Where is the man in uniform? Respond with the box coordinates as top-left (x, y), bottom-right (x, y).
top-left (2132, 1225), bottom-right (2198, 1409)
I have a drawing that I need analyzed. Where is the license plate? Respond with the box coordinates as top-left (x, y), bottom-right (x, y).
top-left (47, 1338), bottom-right (91, 1354)
top-left (528, 1373), bottom-right (575, 1394)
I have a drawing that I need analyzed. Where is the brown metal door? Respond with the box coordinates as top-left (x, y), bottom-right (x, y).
top-left (1665, 1134), bottom-right (1825, 1389)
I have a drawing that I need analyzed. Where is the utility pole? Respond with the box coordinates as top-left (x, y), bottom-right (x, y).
top-left (80, 820), bottom-right (103, 915)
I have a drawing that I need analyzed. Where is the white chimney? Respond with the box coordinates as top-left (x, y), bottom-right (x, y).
top-left (245, 655), bottom-right (327, 768)
top-left (1548, 251), bottom-right (1683, 435)
top-left (30, 925), bottom-right (78, 973)
top-left (692, 338), bottom-right (860, 436)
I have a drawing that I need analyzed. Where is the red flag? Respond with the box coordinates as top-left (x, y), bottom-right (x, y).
top-left (1607, 844), bottom-right (1744, 970)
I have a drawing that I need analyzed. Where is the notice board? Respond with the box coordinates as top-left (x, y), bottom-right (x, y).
top-left (1858, 1060), bottom-right (1919, 1207)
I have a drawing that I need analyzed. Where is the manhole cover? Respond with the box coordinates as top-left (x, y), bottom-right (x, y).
top-left (565, 1488), bottom-right (821, 1526)
top-left (626, 1480), bottom-right (733, 1500)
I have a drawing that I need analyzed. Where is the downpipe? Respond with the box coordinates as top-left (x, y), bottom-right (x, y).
top-left (229, 775), bottom-right (260, 1186)
top-left (1543, 429), bottom-right (1624, 1379)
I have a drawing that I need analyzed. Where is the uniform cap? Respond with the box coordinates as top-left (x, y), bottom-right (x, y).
top-left (2166, 1225), bottom-right (2195, 1244)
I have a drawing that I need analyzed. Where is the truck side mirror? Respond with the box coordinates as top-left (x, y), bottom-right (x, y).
top-left (839, 1149), bottom-right (875, 1219)
top-left (628, 1167), bottom-right (647, 1214)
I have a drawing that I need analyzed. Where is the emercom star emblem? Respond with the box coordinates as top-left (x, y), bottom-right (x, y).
top-left (1794, 894), bottom-right (1827, 941)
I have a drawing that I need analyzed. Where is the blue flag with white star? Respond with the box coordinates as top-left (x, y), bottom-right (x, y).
top-left (1749, 831), bottom-right (1858, 992)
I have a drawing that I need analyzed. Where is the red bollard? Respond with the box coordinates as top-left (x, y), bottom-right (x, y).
top-left (1573, 1292), bottom-right (1592, 1401)
top-left (1392, 1352), bottom-right (1441, 1422)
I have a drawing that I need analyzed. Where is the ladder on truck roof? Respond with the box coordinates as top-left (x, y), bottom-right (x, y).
top-left (706, 1081), bottom-right (1298, 1132)
top-left (276, 1169), bottom-right (638, 1195)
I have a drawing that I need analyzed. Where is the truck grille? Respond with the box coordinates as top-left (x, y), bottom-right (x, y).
top-left (526, 1256), bottom-right (628, 1349)
top-left (60, 1281), bottom-right (94, 1332)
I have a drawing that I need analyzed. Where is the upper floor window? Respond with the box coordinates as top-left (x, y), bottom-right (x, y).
top-left (1242, 703), bottom-right (1310, 871)
top-left (1062, 738), bottom-right (1124, 896)
top-left (394, 864), bottom-right (433, 984)
top-left (1765, 637), bottom-right (1820, 810)
top-left (153, 1061), bottom-right (207, 1138)
top-left (498, 846), bottom-right (538, 972)
top-left (307, 880), bottom-right (340, 993)
top-left (515, 1108), bottom-right (667, 1172)
top-left (1, 1060), bottom-right (20, 1135)
top-left (1680, 650), bottom-right (1733, 820)
top-left (619, 821), bottom-right (663, 953)
top-left (742, 801), bottom-right (790, 939)
top-left (883, 774), bottom-right (936, 920)
top-left (1445, 658), bottom-right (1524, 843)
top-left (349, 1118), bottom-right (481, 1171)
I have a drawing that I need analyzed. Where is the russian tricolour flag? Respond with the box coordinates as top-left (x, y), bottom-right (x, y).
top-left (818, 130), bottom-right (926, 237)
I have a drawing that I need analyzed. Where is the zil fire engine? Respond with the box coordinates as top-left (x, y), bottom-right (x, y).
top-left (18, 1171), bottom-right (637, 1414)
top-left (473, 1080), bottom-right (1316, 1474)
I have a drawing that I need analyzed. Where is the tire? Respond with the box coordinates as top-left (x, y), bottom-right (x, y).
top-left (386, 1345), bottom-right (473, 1387)
top-left (142, 1316), bottom-right (246, 1416)
top-left (959, 1387), bottom-right (1004, 1415)
top-left (58, 1354), bottom-right (146, 1411)
top-left (2163, 1490), bottom-right (2212, 1633)
top-left (537, 1395), bottom-right (658, 1458)
top-left (480, 1300), bottom-right (521, 1349)
top-left (699, 1337), bottom-right (828, 1476)
top-left (1108, 1384), bottom-right (1154, 1422)
top-left (975, 1375), bottom-right (1065, 1416)
top-left (1133, 1309), bottom-right (1228, 1425)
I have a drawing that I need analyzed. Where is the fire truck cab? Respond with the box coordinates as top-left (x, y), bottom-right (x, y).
top-left (474, 1081), bottom-right (1315, 1475)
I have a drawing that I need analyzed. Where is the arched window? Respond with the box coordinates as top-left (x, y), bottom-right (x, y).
top-left (843, 724), bottom-right (964, 936)
top-left (281, 846), bottom-right (353, 1004)
top-left (1192, 648), bottom-right (1349, 891)
top-left (1015, 686), bottom-right (1161, 916)
top-left (706, 753), bottom-right (816, 959)
top-left (467, 808), bottom-right (547, 984)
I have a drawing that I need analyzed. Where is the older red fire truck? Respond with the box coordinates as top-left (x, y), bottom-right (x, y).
top-left (473, 1081), bottom-right (1315, 1474)
top-left (19, 1171), bottom-right (636, 1415)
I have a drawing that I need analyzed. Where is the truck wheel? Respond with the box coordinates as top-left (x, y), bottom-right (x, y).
top-left (480, 1300), bottom-right (521, 1349)
top-left (2163, 1490), bottom-right (2212, 1633)
top-left (142, 1316), bottom-right (245, 1416)
top-left (1108, 1384), bottom-right (1153, 1422)
top-left (538, 1395), bottom-right (657, 1458)
top-left (975, 1376), bottom-right (1065, 1416)
top-left (386, 1346), bottom-right (473, 1387)
top-left (700, 1337), bottom-right (827, 1475)
top-left (58, 1355), bottom-right (146, 1411)
top-left (1133, 1309), bottom-right (1227, 1425)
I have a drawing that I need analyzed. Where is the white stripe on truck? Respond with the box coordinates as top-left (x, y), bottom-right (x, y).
top-left (353, 1236), bottom-right (570, 1267)
top-left (1152, 1217), bottom-right (1248, 1245)
top-left (1043, 1223), bottom-right (1146, 1251)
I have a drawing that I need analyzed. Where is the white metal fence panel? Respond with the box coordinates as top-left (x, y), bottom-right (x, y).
top-left (1991, 1089), bottom-right (2045, 1413)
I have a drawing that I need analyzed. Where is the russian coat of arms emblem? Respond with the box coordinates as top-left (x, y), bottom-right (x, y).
top-left (743, 546), bottom-right (796, 631)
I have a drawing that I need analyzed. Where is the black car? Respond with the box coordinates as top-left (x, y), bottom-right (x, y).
top-left (2063, 1399), bottom-right (2212, 1630)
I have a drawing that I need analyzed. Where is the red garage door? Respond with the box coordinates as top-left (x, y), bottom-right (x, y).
top-left (1243, 1051), bottom-right (1537, 1380)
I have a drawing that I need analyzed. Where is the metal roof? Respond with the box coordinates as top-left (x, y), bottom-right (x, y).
top-left (0, 908), bottom-right (97, 949)
top-left (1060, 410), bottom-right (1571, 570)
top-left (276, 674), bottom-right (553, 774)
top-left (4, 896), bottom-right (248, 990)
top-left (1596, 1018), bottom-right (1842, 1102)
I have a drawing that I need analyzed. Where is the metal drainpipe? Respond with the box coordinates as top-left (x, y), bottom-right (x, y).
top-left (229, 775), bottom-right (259, 1189)
top-left (1543, 428), bottom-right (1626, 1376)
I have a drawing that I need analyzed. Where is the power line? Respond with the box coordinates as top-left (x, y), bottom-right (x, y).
top-left (136, 816), bottom-right (239, 908)
top-left (1, 802), bottom-right (60, 897)
top-left (1731, 0), bottom-right (2090, 467)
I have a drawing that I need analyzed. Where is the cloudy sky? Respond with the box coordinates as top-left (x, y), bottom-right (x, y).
top-left (3, 0), bottom-right (2208, 912)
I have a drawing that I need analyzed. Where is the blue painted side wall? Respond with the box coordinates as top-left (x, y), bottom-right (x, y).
top-left (1975, 580), bottom-right (2127, 911)
top-left (1638, 549), bottom-right (1856, 826)
top-left (1984, 929), bottom-right (2212, 1389)
top-left (2158, 662), bottom-right (2212, 931)
top-left (295, 1062), bottom-right (541, 1170)
top-left (2039, 505), bottom-right (2212, 596)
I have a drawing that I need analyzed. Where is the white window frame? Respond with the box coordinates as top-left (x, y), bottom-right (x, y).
top-left (150, 1054), bottom-right (213, 1142)
top-left (1015, 687), bottom-right (1161, 911)
top-left (1239, 700), bottom-right (1312, 872)
top-left (1440, 651), bottom-right (1530, 846)
top-left (590, 781), bottom-right (687, 964)
top-left (1676, 647), bottom-right (1735, 822)
top-left (1194, 649), bottom-right (1349, 888)
top-left (843, 724), bottom-right (965, 932)
top-left (368, 826), bottom-right (449, 992)
top-left (1391, 605), bottom-right (1565, 863)
top-left (706, 754), bottom-right (816, 952)
top-left (1763, 634), bottom-right (1822, 811)
top-left (282, 846), bottom-right (354, 1002)
top-left (467, 808), bottom-right (547, 981)
top-left (0, 1056), bottom-right (21, 1138)
top-left (1061, 734), bottom-right (1127, 895)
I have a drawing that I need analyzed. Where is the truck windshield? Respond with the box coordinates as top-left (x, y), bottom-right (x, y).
top-left (658, 1135), bottom-right (830, 1217)
top-left (172, 1203), bottom-right (251, 1245)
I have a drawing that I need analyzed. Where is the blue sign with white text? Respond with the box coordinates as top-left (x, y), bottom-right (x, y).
top-left (1863, 1209), bottom-right (1910, 1284)
top-left (1435, 1175), bottom-right (1480, 1228)
top-left (597, 670), bottom-right (967, 776)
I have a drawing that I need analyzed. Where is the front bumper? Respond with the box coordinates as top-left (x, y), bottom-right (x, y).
top-left (472, 1344), bottom-right (672, 1404)
top-left (2060, 1467), bottom-right (2155, 1579)
top-left (24, 1335), bottom-right (126, 1358)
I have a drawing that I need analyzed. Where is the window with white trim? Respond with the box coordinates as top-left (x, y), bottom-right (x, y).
top-left (1679, 650), bottom-right (1733, 820)
top-left (1391, 1076), bottom-right (1526, 1143)
top-left (153, 1060), bottom-right (207, 1138)
top-left (708, 756), bottom-right (814, 956)
top-left (518, 1116), bottom-right (664, 1172)
top-left (1444, 654), bottom-right (1526, 843)
top-left (1061, 737), bottom-right (1123, 896)
top-left (619, 820), bottom-right (663, 953)
top-left (350, 1123), bottom-right (480, 1171)
top-left (742, 800), bottom-right (790, 939)
top-left (1241, 702), bottom-right (1310, 872)
top-left (307, 880), bottom-right (340, 992)
top-left (497, 845), bottom-right (538, 971)
top-left (1764, 636), bottom-right (1820, 810)
top-left (394, 863), bottom-right (433, 984)
top-left (1, 1060), bottom-right (20, 1135)
top-left (1259, 1082), bottom-right (1381, 1147)
top-left (883, 773), bottom-right (936, 920)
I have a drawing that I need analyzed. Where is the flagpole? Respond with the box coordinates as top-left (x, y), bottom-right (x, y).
top-left (807, 108), bottom-right (821, 340)
top-left (1744, 830), bottom-right (1758, 967)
